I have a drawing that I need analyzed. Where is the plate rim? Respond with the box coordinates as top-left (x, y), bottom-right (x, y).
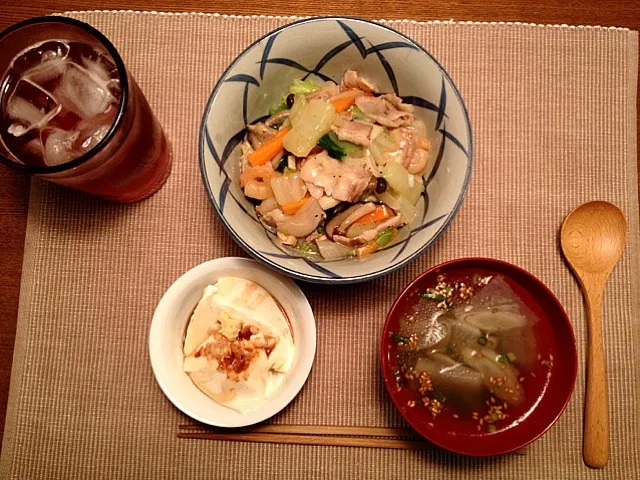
top-left (148, 256), bottom-right (317, 427)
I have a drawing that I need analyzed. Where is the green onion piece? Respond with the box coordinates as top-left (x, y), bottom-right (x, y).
top-left (317, 132), bottom-right (362, 160)
top-left (297, 242), bottom-right (319, 255)
top-left (283, 167), bottom-right (297, 174)
top-left (477, 335), bottom-right (488, 346)
top-left (391, 332), bottom-right (410, 344)
top-left (347, 105), bottom-right (373, 123)
top-left (507, 352), bottom-right (517, 363)
top-left (318, 133), bottom-right (346, 160)
top-left (419, 289), bottom-right (446, 302)
top-left (375, 228), bottom-right (395, 248)
top-left (497, 355), bottom-right (509, 364)
top-left (316, 220), bottom-right (325, 234)
top-left (433, 391), bottom-right (446, 403)
top-left (289, 78), bottom-right (321, 95)
top-left (269, 97), bottom-right (288, 116)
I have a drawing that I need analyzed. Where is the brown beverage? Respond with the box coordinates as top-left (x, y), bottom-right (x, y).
top-left (1, 40), bottom-right (121, 166)
top-left (0, 17), bottom-right (171, 202)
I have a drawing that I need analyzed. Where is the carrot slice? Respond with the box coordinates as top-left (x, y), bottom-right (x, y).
top-left (355, 241), bottom-right (380, 259)
top-left (354, 205), bottom-right (393, 225)
top-left (331, 89), bottom-right (362, 113)
top-left (248, 128), bottom-right (290, 167)
top-left (355, 228), bottom-right (398, 259)
top-left (282, 194), bottom-right (310, 215)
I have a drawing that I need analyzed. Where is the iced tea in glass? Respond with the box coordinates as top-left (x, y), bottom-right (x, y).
top-left (0, 16), bottom-right (171, 202)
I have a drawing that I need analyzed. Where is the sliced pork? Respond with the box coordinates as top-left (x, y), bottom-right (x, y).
top-left (300, 151), bottom-right (372, 203)
top-left (340, 69), bottom-right (378, 93)
top-left (354, 94), bottom-right (414, 128)
top-left (332, 120), bottom-right (375, 146)
top-left (247, 123), bottom-right (276, 149)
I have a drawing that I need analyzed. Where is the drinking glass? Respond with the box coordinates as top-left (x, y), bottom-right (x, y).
top-left (0, 16), bottom-right (171, 202)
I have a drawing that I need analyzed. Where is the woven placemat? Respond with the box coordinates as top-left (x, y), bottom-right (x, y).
top-left (1, 11), bottom-right (639, 479)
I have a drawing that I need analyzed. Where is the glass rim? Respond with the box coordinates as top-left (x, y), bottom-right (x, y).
top-left (0, 15), bottom-right (129, 175)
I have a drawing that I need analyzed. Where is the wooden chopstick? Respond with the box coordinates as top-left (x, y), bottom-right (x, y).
top-left (178, 424), bottom-right (420, 438)
top-left (177, 431), bottom-right (432, 450)
top-left (176, 424), bottom-right (528, 454)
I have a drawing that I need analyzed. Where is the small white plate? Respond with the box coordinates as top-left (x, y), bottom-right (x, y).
top-left (149, 257), bottom-right (316, 427)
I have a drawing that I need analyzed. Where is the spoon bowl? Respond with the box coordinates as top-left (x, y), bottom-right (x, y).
top-left (560, 201), bottom-right (627, 469)
top-left (561, 201), bottom-right (627, 278)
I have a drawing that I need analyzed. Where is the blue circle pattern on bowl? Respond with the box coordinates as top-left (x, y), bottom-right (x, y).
top-left (200, 17), bottom-right (473, 284)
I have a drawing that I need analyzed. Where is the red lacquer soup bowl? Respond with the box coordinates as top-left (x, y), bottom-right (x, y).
top-left (381, 258), bottom-right (578, 456)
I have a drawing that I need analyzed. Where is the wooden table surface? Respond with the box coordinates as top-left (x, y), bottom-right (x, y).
top-left (0, 0), bottom-right (638, 447)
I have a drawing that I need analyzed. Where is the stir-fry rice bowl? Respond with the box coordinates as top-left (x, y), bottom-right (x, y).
top-left (200, 17), bottom-right (472, 284)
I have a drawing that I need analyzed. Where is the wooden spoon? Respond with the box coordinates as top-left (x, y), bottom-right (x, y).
top-left (560, 201), bottom-right (627, 468)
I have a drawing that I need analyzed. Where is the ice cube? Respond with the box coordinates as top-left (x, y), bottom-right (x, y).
top-left (75, 110), bottom-right (116, 153)
top-left (81, 50), bottom-right (121, 98)
top-left (81, 55), bottom-right (116, 82)
top-left (7, 97), bottom-right (43, 131)
top-left (78, 124), bottom-right (110, 152)
top-left (53, 63), bottom-right (116, 119)
top-left (39, 40), bottom-right (70, 62)
top-left (5, 79), bottom-right (62, 137)
top-left (25, 58), bottom-right (68, 84)
top-left (11, 40), bottom-right (69, 74)
top-left (42, 128), bottom-right (80, 166)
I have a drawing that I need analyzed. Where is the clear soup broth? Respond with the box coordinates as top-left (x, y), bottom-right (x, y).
top-left (387, 270), bottom-right (556, 436)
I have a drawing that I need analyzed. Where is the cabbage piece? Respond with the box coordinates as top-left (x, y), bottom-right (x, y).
top-left (289, 94), bottom-right (307, 127)
top-left (376, 190), bottom-right (400, 209)
top-left (397, 195), bottom-right (417, 223)
top-left (316, 239), bottom-right (354, 260)
top-left (369, 142), bottom-right (386, 168)
top-left (375, 190), bottom-right (416, 223)
top-left (347, 105), bottom-right (374, 123)
top-left (373, 128), bottom-right (398, 152)
top-left (404, 177), bottom-right (423, 205)
top-left (283, 100), bottom-right (335, 157)
top-left (289, 78), bottom-right (321, 95)
top-left (269, 97), bottom-right (288, 116)
top-left (382, 161), bottom-right (412, 194)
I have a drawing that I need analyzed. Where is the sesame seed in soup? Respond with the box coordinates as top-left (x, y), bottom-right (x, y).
top-left (388, 273), bottom-right (555, 436)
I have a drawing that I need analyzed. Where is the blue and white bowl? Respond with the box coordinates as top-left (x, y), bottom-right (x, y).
top-left (199, 17), bottom-right (472, 284)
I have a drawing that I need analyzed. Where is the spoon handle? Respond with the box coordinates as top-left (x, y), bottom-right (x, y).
top-left (583, 286), bottom-right (609, 468)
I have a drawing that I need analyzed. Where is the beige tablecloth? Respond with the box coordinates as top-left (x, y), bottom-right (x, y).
top-left (1, 11), bottom-right (639, 479)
